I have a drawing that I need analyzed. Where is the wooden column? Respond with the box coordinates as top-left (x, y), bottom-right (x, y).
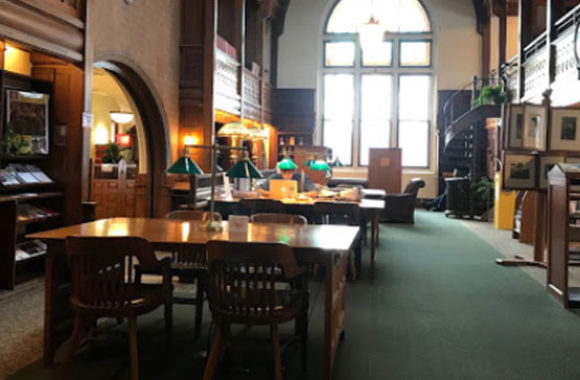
top-left (518, 0), bottom-right (532, 100)
top-left (234, 0), bottom-right (246, 121)
top-left (482, 13), bottom-right (491, 77)
top-left (180, 0), bottom-right (217, 170)
top-left (498, 8), bottom-right (507, 69)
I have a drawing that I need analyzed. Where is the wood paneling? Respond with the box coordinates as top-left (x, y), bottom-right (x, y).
top-left (0, 0), bottom-right (84, 62)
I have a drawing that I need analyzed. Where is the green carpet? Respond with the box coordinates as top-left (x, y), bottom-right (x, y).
top-left (7, 211), bottom-right (580, 379)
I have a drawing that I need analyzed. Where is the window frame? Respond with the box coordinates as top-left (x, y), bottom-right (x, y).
top-left (321, 0), bottom-right (434, 169)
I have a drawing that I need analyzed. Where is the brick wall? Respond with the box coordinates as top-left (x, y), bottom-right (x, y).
top-left (89, 0), bottom-right (181, 163)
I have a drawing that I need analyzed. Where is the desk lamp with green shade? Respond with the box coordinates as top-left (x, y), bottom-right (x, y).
top-left (226, 151), bottom-right (264, 187)
top-left (168, 128), bottom-right (251, 232)
top-left (166, 151), bottom-right (204, 208)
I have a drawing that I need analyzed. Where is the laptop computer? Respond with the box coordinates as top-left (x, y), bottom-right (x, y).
top-left (269, 179), bottom-right (298, 199)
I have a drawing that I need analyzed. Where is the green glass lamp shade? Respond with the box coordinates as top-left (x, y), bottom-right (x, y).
top-left (226, 159), bottom-right (264, 179)
top-left (305, 158), bottom-right (315, 168)
top-left (310, 159), bottom-right (331, 171)
top-left (277, 158), bottom-right (298, 171)
top-left (330, 157), bottom-right (344, 167)
top-left (166, 156), bottom-right (204, 175)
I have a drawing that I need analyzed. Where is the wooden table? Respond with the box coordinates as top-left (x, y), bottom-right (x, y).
top-left (29, 218), bottom-right (360, 380)
top-left (215, 197), bottom-right (385, 276)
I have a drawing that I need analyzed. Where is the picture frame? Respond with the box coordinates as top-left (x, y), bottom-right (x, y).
top-left (538, 155), bottom-right (566, 189)
top-left (4, 89), bottom-right (50, 155)
top-left (503, 154), bottom-right (537, 190)
top-left (506, 104), bottom-right (524, 149)
top-left (549, 108), bottom-right (580, 151)
top-left (522, 103), bottom-right (547, 151)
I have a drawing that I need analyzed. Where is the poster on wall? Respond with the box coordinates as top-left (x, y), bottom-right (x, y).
top-left (550, 108), bottom-right (580, 151)
top-left (522, 104), bottom-right (547, 152)
top-left (4, 89), bottom-right (50, 155)
top-left (503, 154), bottom-right (537, 189)
top-left (506, 104), bottom-right (524, 149)
top-left (538, 155), bottom-right (566, 189)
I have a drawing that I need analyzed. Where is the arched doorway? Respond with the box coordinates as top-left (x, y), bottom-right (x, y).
top-left (90, 61), bottom-right (169, 217)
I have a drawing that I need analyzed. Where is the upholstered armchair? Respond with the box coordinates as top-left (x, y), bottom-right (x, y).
top-left (381, 178), bottom-right (425, 224)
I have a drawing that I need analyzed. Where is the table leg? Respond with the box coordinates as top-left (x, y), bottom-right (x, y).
top-left (371, 213), bottom-right (379, 278)
top-left (44, 241), bottom-right (73, 366)
top-left (323, 252), bottom-right (347, 380)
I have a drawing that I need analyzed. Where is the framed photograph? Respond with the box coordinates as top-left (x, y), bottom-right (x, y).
top-left (503, 154), bottom-right (537, 189)
top-left (506, 104), bottom-right (524, 149)
top-left (522, 104), bottom-right (547, 151)
top-left (4, 89), bottom-right (50, 155)
top-left (549, 108), bottom-right (580, 151)
top-left (538, 155), bottom-right (566, 189)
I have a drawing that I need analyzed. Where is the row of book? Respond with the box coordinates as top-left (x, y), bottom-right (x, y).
top-left (0, 164), bottom-right (53, 187)
top-left (15, 239), bottom-right (47, 262)
top-left (17, 204), bottom-right (58, 223)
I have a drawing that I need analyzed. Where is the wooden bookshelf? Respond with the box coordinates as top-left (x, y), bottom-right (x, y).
top-left (0, 70), bottom-right (67, 290)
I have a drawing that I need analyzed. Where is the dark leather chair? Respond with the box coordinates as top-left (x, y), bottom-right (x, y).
top-left (381, 178), bottom-right (425, 224)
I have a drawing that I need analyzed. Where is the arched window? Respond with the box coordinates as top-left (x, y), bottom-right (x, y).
top-left (322, 0), bottom-right (433, 167)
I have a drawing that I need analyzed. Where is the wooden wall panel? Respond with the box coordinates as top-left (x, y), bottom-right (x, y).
top-left (0, 0), bottom-right (84, 62)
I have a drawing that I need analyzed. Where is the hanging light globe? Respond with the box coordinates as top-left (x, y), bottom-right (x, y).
top-left (358, 14), bottom-right (384, 51)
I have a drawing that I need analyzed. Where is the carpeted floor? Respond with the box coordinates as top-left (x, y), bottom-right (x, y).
top-left (5, 211), bottom-right (580, 379)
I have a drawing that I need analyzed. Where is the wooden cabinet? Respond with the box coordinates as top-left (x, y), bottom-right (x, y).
top-left (368, 148), bottom-right (402, 194)
top-left (90, 161), bottom-right (137, 219)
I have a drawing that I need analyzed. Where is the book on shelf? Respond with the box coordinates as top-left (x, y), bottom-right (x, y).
top-left (17, 204), bottom-right (58, 222)
top-left (0, 164), bottom-right (53, 187)
top-left (15, 239), bottom-right (47, 261)
top-left (0, 171), bottom-right (20, 186)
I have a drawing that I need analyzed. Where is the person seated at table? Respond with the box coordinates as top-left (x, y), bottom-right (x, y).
top-left (257, 166), bottom-right (318, 198)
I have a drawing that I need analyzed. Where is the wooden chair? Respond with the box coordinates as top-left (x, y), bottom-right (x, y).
top-left (203, 241), bottom-right (309, 380)
top-left (240, 198), bottom-right (285, 215)
top-left (137, 210), bottom-right (222, 338)
top-left (65, 236), bottom-right (172, 380)
top-left (250, 213), bottom-right (308, 225)
top-left (166, 210), bottom-right (222, 223)
top-left (313, 201), bottom-right (360, 280)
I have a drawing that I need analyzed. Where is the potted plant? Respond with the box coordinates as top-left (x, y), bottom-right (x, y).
top-left (473, 85), bottom-right (509, 106)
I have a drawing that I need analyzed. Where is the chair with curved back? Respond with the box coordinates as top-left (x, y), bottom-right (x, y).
top-left (65, 236), bottom-right (172, 380)
top-left (135, 210), bottom-right (223, 339)
top-left (250, 213), bottom-right (308, 225)
top-left (312, 201), bottom-right (361, 280)
top-left (203, 241), bottom-right (308, 380)
top-left (382, 178), bottom-right (425, 224)
top-left (240, 198), bottom-right (285, 215)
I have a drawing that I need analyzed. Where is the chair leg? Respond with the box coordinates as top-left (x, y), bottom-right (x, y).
top-left (128, 314), bottom-right (139, 380)
top-left (270, 323), bottom-right (283, 380)
top-left (164, 295), bottom-right (173, 342)
top-left (195, 276), bottom-right (205, 339)
top-left (64, 312), bottom-right (84, 379)
top-left (203, 323), bottom-right (224, 380)
top-left (295, 309), bottom-right (308, 373)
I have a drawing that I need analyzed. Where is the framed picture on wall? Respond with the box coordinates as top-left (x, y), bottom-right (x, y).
top-left (538, 155), bottom-right (566, 189)
top-left (4, 89), bottom-right (50, 155)
top-left (549, 108), bottom-right (580, 151)
top-left (522, 104), bottom-right (547, 151)
top-left (503, 154), bottom-right (537, 189)
top-left (506, 104), bottom-right (524, 149)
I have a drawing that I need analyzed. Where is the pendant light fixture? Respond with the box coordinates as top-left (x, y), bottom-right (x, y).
top-left (358, 0), bottom-right (384, 51)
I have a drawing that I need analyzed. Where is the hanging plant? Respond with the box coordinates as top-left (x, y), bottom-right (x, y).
top-left (473, 85), bottom-right (509, 106)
